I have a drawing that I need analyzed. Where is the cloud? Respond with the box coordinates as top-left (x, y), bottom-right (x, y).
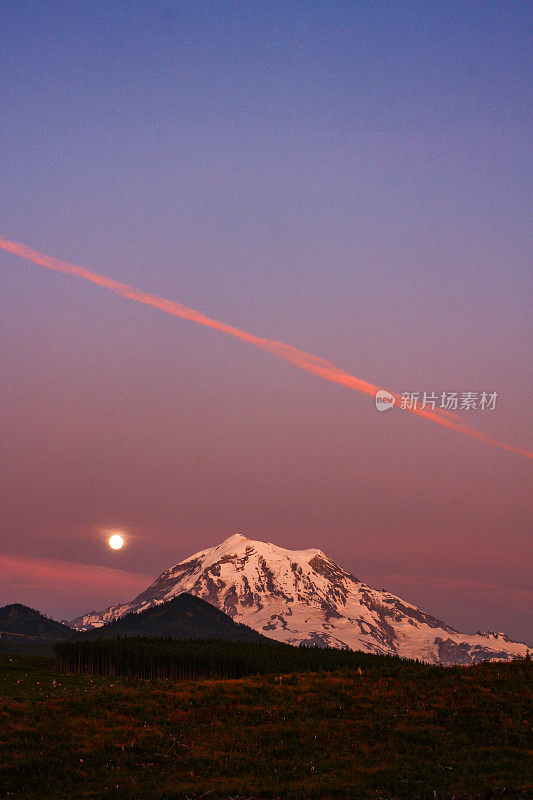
top-left (0, 554), bottom-right (153, 621)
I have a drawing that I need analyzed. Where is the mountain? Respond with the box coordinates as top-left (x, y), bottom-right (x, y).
top-left (79, 592), bottom-right (273, 643)
top-left (70, 534), bottom-right (528, 665)
top-left (0, 604), bottom-right (73, 640)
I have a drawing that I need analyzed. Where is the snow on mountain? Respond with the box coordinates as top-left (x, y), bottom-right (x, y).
top-left (70, 534), bottom-right (528, 665)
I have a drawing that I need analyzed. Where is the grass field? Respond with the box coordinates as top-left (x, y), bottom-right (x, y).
top-left (0, 653), bottom-right (531, 799)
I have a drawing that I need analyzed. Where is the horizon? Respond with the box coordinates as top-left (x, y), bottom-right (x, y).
top-left (3, 532), bottom-right (532, 648)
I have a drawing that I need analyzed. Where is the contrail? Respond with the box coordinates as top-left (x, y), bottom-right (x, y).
top-left (1, 235), bottom-right (531, 459)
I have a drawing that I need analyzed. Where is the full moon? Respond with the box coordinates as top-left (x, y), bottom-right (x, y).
top-left (108, 534), bottom-right (124, 550)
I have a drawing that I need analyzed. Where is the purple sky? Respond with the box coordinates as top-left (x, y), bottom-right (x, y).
top-left (1, 2), bottom-right (531, 642)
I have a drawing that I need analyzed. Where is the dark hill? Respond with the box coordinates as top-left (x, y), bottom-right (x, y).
top-left (0, 604), bottom-right (73, 641)
top-left (79, 593), bottom-right (273, 643)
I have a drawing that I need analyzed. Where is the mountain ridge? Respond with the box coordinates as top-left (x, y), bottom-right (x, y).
top-left (78, 592), bottom-right (274, 643)
top-left (0, 604), bottom-right (73, 640)
top-left (71, 534), bottom-right (528, 665)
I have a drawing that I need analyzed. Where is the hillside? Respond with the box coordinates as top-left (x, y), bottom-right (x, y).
top-left (0, 604), bottom-right (72, 640)
top-left (0, 653), bottom-right (531, 799)
top-left (79, 592), bottom-right (272, 643)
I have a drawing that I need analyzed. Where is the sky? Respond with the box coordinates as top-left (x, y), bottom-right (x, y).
top-left (1, 1), bottom-right (531, 643)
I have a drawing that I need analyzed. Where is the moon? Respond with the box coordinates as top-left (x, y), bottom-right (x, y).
top-left (108, 533), bottom-right (124, 550)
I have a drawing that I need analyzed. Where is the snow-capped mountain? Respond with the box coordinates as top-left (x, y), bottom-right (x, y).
top-left (71, 534), bottom-right (528, 665)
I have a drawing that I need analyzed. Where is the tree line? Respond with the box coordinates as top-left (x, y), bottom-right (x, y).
top-left (54, 636), bottom-right (421, 680)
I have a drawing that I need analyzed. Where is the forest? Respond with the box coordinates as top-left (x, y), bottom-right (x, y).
top-left (54, 636), bottom-right (421, 680)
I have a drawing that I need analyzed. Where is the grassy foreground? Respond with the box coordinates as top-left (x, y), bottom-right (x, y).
top-left (0, 654), bottom-right (531, 799)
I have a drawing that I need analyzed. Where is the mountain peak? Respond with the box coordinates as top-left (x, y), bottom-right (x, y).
top-left (221, 533), bottom-right (250, 546)
top-left (70, 537), bottom-right (528, 665)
